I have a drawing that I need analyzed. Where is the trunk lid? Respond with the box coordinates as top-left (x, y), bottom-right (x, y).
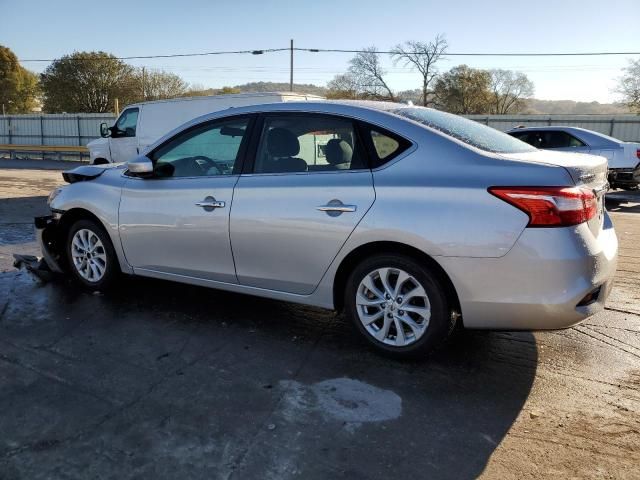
top-left (499, 149), bottom-right (608, 235)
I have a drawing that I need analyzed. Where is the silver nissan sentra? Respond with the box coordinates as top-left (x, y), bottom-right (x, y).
top-left (38, 101), bottom-right (618, 358)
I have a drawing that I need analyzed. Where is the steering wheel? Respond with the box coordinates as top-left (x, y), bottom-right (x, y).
top-left (192, 156), bottom-right (223, 175)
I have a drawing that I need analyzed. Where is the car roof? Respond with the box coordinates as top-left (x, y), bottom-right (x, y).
top-left (506, 125), bottom-right (621, 147)
top-left (172, 100), bottom-right (415, 129)
top-left (143, 100), bottom-right (425, 155)
top-left (124, 91), bottom-right (325, 108)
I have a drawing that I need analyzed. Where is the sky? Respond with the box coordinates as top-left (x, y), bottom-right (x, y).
top-left (1, 0), bottom-right (639, 103)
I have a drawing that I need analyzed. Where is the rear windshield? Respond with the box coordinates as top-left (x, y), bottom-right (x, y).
top-left (394, 107), bottom-right (536, 154)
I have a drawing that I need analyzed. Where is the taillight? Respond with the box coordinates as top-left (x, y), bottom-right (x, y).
top-left (636, 149), bottom-right (640, 160)
top-left (488, 186), bottom-right (597, 227)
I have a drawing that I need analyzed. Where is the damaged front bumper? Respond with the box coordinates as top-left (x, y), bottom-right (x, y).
top-left (35, 214), bottom-right (65, 273)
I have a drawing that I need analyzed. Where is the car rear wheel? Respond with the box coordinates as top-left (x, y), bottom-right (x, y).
top-left (66, 219), bottom-right (118, 291)
top-left (345, 254), bottom-right (455, 358)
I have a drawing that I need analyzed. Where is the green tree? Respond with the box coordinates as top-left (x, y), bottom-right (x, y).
top-left (0, 45), bottom-right (40, 113)
top-left (616, 59), bottom-right (640, 113)
top-left (434, 65), bottom-right (492, 114)
top-left (40, 51), bottom-right (135, 113)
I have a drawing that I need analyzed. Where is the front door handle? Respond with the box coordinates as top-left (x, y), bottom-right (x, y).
top-left (196, 196), bottom-right (225, 212)
top-left (316, 199), bottom-right (357, 217)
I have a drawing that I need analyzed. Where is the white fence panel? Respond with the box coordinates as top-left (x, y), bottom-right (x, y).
top-left (0, 113), bottom-right (116, 146)
top-left (2, 113), bottom-right (639, 147)
top-left (465, 115), bottom-right (640, 142)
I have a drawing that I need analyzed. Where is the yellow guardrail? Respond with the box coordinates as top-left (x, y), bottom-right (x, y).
top-left (0, 144), bottom-right (88, 153)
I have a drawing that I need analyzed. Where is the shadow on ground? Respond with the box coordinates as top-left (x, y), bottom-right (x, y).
top-left (0, 269), bottom-right (537, 479)
top-left (0, 158), bottom-right (86, 171)
top-left (0, 197), bottom-right (49, 248)
top-left (606, 190), bottom-right (640, 214)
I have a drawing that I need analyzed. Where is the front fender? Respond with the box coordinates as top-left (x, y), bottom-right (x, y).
top-left (48, 173), bottom-right (132, 274)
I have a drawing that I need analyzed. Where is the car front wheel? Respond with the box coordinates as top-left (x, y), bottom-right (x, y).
top-left (66, 219), bottom-right (118, 291)
top-left (345, 254), bottom-right (455, 358)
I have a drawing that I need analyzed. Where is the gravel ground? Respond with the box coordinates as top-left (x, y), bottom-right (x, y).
top-left (0, 163), bottom-right (639, 479)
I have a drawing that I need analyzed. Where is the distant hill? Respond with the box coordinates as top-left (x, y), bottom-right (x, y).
top-left (233, 82), bottom-right (328, 96)
top-left (523, 99), bottom-right (631, 115)
top-left (188, 82), bottom-right (634, 115)
top-left (188, 82), bottom-right (329, 97)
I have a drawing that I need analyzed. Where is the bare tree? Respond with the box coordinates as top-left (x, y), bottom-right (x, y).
top-left (347, 47), bottom-right (395, 100)
top-left (326, 73), bottom-right (359, 99)
top-left (616, 59), bottom-right (640, 113)
top-left (488, 69), bottom-right (534, 114)
top-left (391, 35), bottom-right (448, 107)
top-left (134, 69), bottom-right (188, 101)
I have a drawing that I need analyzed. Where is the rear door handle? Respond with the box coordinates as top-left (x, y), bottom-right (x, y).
top-left (196, 196), bottom-right (225, 211)
top-left (316, 199), bottom-right (357, 216)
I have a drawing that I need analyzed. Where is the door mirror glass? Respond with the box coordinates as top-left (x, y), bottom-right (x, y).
top-left (127, 155), bottom-right (153, 175)
top-left (100, 122), bottom-right (111, 138)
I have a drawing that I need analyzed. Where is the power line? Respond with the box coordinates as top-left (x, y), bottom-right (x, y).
top-left (19, 48), bottom-right (289, 62)
top-left (19, 47), bottom-right (640, 62)
top-left (296, 48), bottom-right (640, 56)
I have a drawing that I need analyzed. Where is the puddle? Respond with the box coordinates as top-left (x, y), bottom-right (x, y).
top-left (279, 377), bottom-right (402, 427)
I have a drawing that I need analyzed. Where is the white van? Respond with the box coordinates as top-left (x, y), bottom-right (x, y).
top-left (87, 92), bottom-right (323, 164)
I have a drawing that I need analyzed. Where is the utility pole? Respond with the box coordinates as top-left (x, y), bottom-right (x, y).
top-left (142, 67), bottom-right (146, 100)
top-left (289, 39), bottom-right (293, 92)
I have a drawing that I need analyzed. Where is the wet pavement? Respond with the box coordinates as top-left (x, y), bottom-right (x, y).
top-left (0, 164), bottom-right (639, 479)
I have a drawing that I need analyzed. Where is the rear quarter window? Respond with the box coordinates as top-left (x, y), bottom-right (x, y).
top-left (395, 107), bottom-right (536, 154)
top-left (360, 124), bottom-right (412, 168)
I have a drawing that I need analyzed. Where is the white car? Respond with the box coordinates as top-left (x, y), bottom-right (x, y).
top-left (507, 126), bottom-right (640, 189)
top-left (87, 92), bottom-right (322, 165)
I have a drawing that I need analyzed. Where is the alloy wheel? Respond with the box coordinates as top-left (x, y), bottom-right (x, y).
top-left (356, 267), bottom-right (431, 347)
top-left (71, 228), bottom-right (107, 283)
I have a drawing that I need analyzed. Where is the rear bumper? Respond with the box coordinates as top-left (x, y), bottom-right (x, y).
top-left (439, 212), bottom-right (618, 330)
top-left (35, 215), bottom-right (65, 273)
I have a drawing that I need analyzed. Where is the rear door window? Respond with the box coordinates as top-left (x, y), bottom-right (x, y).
top-left (544, 131), bottom-right (586, 149)
top-left (252, 114), bottom-right (368, 173)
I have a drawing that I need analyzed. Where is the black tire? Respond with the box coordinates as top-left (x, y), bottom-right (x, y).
top-left (92, 158), bottom-right (109, 165)
top-left (66, 219), bottom-right (119, 291)
top-left (345, 254), bottom-right (455, 359)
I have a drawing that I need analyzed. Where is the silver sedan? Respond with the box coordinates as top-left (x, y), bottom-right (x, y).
top-left (38, 101), bottom-right (618, 358)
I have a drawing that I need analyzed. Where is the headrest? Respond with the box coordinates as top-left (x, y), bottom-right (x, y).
top-left (325, 139), bottom-right (353, 165)
top-left (267, 128), bottom-right (300, 157)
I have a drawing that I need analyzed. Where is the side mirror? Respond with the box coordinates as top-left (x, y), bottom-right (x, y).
top-left (127, 155), bottom-right (154, 175)
top-left (100, 123), bottom-right (111, 138)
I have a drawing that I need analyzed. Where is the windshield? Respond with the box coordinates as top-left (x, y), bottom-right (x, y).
top-left (394, 107), bottom-right (536, 154)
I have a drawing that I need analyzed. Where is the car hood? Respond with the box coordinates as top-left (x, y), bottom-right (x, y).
top-left (62, 162), bottom-right (127, 184)
top-left (498, 149), bottom-right (608, 188)
top-left (86, 138), bottom-right (105, 148)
